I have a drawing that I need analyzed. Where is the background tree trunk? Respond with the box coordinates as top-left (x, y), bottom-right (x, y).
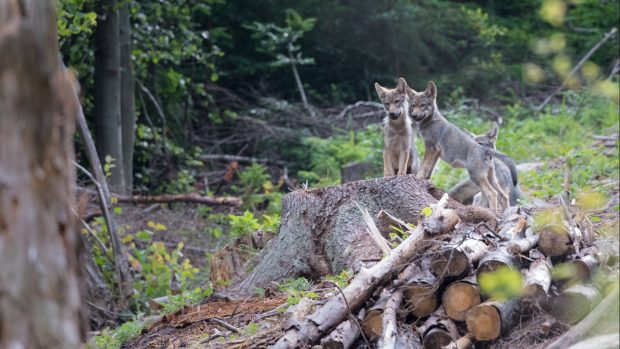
top-left (119, 1), bottom-right (135, 194)
top-left (232, 175), bottom-right (444, 295)
top-left (0, 0), bottom-right (84, 347)
top-left (95, 0), bottom-right (125, 192)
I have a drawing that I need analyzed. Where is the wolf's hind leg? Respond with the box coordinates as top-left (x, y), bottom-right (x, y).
top-left (488, 166), bottom-right (509, 211)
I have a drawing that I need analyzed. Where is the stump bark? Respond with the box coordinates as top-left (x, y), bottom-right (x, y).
top-left (233, 175), bottom-right (444, 295)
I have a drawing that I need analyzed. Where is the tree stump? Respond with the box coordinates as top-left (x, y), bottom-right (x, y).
top-left (232, 175), bottom-right (444, 295)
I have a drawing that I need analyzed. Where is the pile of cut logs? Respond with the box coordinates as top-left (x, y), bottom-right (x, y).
top-left (271, 194), bottom-right (619, 348)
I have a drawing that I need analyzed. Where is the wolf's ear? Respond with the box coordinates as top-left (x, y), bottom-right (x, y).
top-left (487, 122), bottom-right (499, 142)
top-left (405, 85), bottom-right (417, 97)
top-left (375, 82), bottom-right (387, 98)
top-left (396, 77), bottom-right (407, 94)
top-left (425, 81), bottom-right (437, 99)
top-left (464, 128), bottom-right (476, 138)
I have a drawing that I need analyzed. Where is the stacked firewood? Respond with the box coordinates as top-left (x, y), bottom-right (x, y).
top-left (270, 195), bottom-right (619, 348)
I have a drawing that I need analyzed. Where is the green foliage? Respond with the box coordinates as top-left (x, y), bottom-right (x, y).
top-left (91, 320), bottom-right (145, 349)
top-left (160, 287), bottom-right (214, 314)
top-left (238, 163), bottom-right (271, 194)
top-left (244, 9), bottom-right (316, 68)
top-left (277, 277), bottom-right (319, 306)
top-left (478, 266), bottom-right (523, 300)
top-left (228, 211), bottom-right (261, 237)
top-left (57, 0), bottom-right (97, 39)
top-left (322, 270), bottom-right (352, 288)
top-left (295, 127), bottom-right (382, 186)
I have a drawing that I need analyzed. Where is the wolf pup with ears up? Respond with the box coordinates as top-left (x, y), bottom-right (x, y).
top-left (406, 81), bottom-right (510, 212)
top-left (374, 78), bottom-right (420, 177)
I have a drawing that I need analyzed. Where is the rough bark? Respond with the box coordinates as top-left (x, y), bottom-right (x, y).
top-left (0, 1), bottom-right (84, 346)
top-left (119, 1), bottom-right (135, 194)
top-left (233, 175), bottom-right (444, 295)
top-left (465, 299), bottom-right (520, 341)
top-left (442, 276), bottom-right (481, 322)
top-left (507, 227), bottom-right (539, 255)
top-left (94, 0), bottom-right (125, 192)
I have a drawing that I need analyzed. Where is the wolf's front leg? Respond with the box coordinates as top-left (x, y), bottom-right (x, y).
top-left (397, 151), bottom-right (410, 176)
top-left (417, 148), bottom-right (439, 179)
top-left (383, 150), bottom-right (394, 177)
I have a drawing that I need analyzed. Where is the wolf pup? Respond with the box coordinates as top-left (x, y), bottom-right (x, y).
top-left (448, 123), bottom-right (522, 207)
top-left (406, 81), bottom-right (509, 212)
top-left (374, 78), bottom-right (420, 176)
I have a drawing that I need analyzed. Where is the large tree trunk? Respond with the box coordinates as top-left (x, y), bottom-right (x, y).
top-left (233, 175), bottom-right (447, 295)
top-left (95, 0), bottom-right (125, 192)
top-left (0, 1), bottom-right (84, 346)
top-left (119, 1), bottom-right (135, 194)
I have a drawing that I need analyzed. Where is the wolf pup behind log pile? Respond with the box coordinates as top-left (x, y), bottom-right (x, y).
top-left (470, 124), bottom-right (522, 207)
top-left (374, 77), bottom-right (420, 177)
top-left (406, 81), bottom-right (510, 212)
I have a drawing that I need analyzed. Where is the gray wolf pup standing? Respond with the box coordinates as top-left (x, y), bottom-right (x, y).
top-left (448, 123), bottom-right (522, 207)
top-left (406, 81), bottom-right (510, 212)
top-left (374, 78), bottom-right (420, 176)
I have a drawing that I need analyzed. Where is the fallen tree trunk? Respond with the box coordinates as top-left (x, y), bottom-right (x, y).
top-left (112, 192), bottom-right (242, 206)
top-left (271, 195), bottom-right (453, 348)
top-left (234, 176), bottom-right (464, 296)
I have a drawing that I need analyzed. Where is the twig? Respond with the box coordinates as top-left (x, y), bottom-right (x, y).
top-left (73, 161), bottom-right (130, 301)
top-left (200, 154), bottom-right (285, 165)
top-left (337, 101), bottom-right (384, 119)
top-left (211, 317), bottom-right (240, 333)
top-left (537, 27), bottom-right (618, 111)
top-left (356, 201), bottom-right (392, 255)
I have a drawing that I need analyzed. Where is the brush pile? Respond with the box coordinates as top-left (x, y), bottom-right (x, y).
top-left (270, 194), bottom-right (619, 349)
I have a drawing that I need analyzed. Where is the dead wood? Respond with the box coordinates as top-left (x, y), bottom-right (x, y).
top-left (551, 283), bottom-right (602, 325)
top-left (522, 258), bottom-right (552, 303)
top-left (270, 194), bottom-right (453, 348)
top-left (477, 246), bottom-right (522, 279)
top-left (320, 310), bottom-right (363, 349)
top-left (403, 261), bottom-right (444, 318)
top-left (396, 325), bottom-right (423, 349)
top-left (431, 236), bottom-right (490, 278)
top-left (539, 226), bottom-right (577, 258)
top-left (376, 210), bottom-right (411, 237)
top-left (507, 227), bottom-right (539, 255)
top-left (442, 334), bottom-right (473, 349)
top-left (545, 283), bottom-right (619, 349)
top-left (465, 299), bottom-right (520, 341)
top-left (417, 307), bottom-right (459, 349)
top-left (442, 276), bottom-right (481, 322)
top-left (112, 192), bottom-right (242, 206)
top-left (378, 289), bottom-right (405, 349)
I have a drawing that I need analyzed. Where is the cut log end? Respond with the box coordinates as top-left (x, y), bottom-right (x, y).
top-left (431, 250), bottom-right (468, 277)
top-left (404, 284), bottom-right (438, 318)
top-left (361, 309), bottom-right (383, 339)
top-left (477, 259), bottom-right (508, 276)
top-left (466, 304), bottom-right (501, 341)
top-left (443, 282), bottom-right (481, 322)
top-left (423, 328), bottom-right (454, 349)
top-left (552, 284), bottom-right (602, 325)
top-left (539, 229), bottom-right (574, 257)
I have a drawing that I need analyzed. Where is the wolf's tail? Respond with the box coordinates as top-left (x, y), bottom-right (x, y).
top-left (488, 150), bottom-right (518, 186)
